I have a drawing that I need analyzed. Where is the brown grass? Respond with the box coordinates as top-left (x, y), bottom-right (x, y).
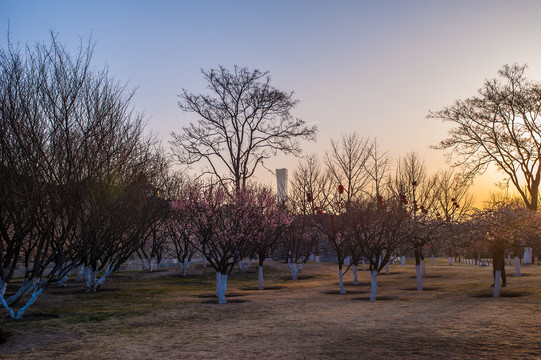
top-left (2, 260), bottom-right (541, 359)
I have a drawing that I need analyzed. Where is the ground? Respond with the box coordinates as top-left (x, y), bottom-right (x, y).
top-left (1, 260), bottom-right (541, 359)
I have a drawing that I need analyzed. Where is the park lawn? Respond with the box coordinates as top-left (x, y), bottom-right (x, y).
top-left (1, 260), bottom-right (541, 359)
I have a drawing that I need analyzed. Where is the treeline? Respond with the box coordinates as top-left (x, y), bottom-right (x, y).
top-left (2, 33), bottom-right (541, 319)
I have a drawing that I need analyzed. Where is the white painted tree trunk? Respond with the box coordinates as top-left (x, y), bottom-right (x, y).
top-left (421, 259), bottom-right (427, 278)
top-left (401, 256), bottom-right (406, 266)
top-left (338, 269), bottom-right (346, 294)
top-left (431, 255), bottom-right (434, 266)
top-left (218, 273), bottom-right (228, 304)
top-left (203, 255), bottom-right (207, 268)
top-left (362, 259), bottom-right (366, 271)
top-left (7, 278), bottom-right (38, 303)
top-left (493, 270), bottom-right (501, 298)
top-left (514, 256), bottom-right (521, 276)
top-left (370, 270), bottom-right (378, 302)
top-left (353, 265), bottom-right (359, 285)
top-left (508, 254), bottom-right (512, 265)
top-left (141, 258), bottom-right (155, 272)
top-left (289, 263), bottom-right (299, 280)
top-left (524, 247), bottom-right (532, 264)
top-left (1, 280), bottom-right (46, 319)
top-left (258, 266), bottom-right (264, 290)
top-left (76, 265), bottom-right (85, 282)
top-left (385, 262), bottom-right (389, 275)
top-left (181, 260), bottom-right (190, 276)
top-left (239, 258), bottom-right (252, 274)
top-left (216, 272), bottom-right (222, 297)
top-left (94, 264), bottom-right (113, 290)
top-left (315, 255), bottom-right (320, 263)
top-left (415, 264), bottom-right (423, 291)
top-left (448, 257), bottom-right (453, 266)
top-left (85, 268), bottom-right (97, 291)
top-left (56, 269), bottom-right (70, 287)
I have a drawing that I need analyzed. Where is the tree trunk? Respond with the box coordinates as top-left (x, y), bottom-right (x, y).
top-left (448, 256), bottom-right (452, 266)
top-left (216, 272), bottom-right (222, 297)
top-left (258, 266), bottom-right (264, 290)
top-left (288, 262), bottom-right (299, 280)
top-left (338, 266), bottom-right (346, 294)
top-left (493, 270), bottom-right (501, 298)
top-left (514, 256), bottom-right (521, 276)
top-left (385, 262), bottom-right (389, 275)
top-left (362, 259), bottom-right (366, 271)
top-left (370, 270), bottom-right (378, 302)
top-left (181, 260), bottom-right (190, 276)
top-left (353, 265), bottom-right (359, 285)
top-left (401, 255), bottom-right (406, 266)
top-left (416, 264), bottom-right (423, 291)
top-left (218, 273), bottom-right (228, 304)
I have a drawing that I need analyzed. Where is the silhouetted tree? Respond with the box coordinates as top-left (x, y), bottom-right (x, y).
top-left (430, 64), bottom-right (541, 210)
top-left (171, 66), bottom-right (317, 190)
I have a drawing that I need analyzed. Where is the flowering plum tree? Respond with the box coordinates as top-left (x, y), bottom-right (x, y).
top-left (247, 187), bottom-right (293, 290)
top-left (349, 197), bottom-right (410, 301)
top-left (276, 215), bottom-right (317, 280)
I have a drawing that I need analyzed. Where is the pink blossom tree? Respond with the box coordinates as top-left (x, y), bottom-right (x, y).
top-left (349, 197), bottom-right (411, 301)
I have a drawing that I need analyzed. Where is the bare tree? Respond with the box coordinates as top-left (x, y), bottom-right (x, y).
top-left (429, 63), bottom-right (541, 210)
top-left (389, 153), bottom-right (438, 290)
top-left (0, 31), bottom-right (157, 317)
top-left (325, 132), bottom-right (372, 203)
top-left (171, 66), bottom-right (317, 190)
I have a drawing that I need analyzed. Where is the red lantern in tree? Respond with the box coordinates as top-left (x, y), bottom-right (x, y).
top-left (306, 192), bottom-right (313, 202)
top-left (338, 185), bottom-right (345, 194)
top-left (451, 198), bottom-right (456, 202)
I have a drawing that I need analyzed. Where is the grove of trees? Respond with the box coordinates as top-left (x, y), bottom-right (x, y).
top-left (2, 33), bottom-right (541, 318)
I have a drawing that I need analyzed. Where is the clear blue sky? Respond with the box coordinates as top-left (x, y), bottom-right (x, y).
top-left (2, 0), bottom-right (541, 203)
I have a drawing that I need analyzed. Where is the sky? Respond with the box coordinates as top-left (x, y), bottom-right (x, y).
top-left (2, 0), bottom-right (541, 205)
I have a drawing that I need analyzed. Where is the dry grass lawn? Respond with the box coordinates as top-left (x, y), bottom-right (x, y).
top-left (2, 259), bottom-right (541, 359)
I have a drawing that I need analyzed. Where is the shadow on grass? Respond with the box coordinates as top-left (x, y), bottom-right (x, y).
top-left (408, 275), bottom-right (443, 279)
top-left (401, 287), bottom-right (441, 291)
top-left (471, 291), bottom-right (530, 298)
top-left (322, 289), bottom-right (368, 295)
top-left (4, 313), bottom-right (60, 322)
top-left (0, 328), bottom-right (9, 344)
top-left (239, 286), bottom-right (286, 291)
top-left (280, 275), bottom-right (314, 281)
top-left (200, 299), bottom-right (250, 304)
top-left (351, 295), bottom-right (397, 301)
top-left (195, 293), bottom-right (247, 298)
